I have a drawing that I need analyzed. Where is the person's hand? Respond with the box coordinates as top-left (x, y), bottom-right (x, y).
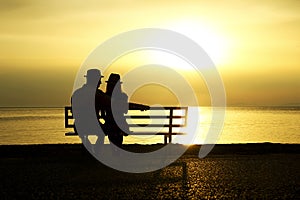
top-left (140, 105), bottom-right (150, 111)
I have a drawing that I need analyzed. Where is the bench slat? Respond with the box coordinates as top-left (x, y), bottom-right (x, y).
top-left (129, 124), bottom-right (185, 128)
top-left (65, 132), bottom-right (186, 136)
top-left (125, 115), bottom-right (186, 119)
top-left (129, 132), bottom-right (186, 135)
top-left (65, 124), bottom-right (75, 128)
top-left (143, 107), bottom-right (187, 110)
top-left (65, 132), bottom-right (77, 136)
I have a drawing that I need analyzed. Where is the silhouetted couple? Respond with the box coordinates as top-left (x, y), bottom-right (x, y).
top-left (71, 69), bottom-right (148, 154)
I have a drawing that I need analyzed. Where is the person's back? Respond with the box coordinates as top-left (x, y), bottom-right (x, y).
top-left (71, 69), bottom-right (107, 146)
top-left (104, 73), bottom-right (130, 147)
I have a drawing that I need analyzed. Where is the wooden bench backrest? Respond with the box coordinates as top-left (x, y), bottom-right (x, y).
top-left (64, 106), bottom-right (188, 144)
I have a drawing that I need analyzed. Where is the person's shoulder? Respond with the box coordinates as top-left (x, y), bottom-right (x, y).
top-left (96, 89), bottom-right (108, 98)
top-left (72, 86), bottom-right (83, 97)
top-left (120, 92), bottom-right (128, 100)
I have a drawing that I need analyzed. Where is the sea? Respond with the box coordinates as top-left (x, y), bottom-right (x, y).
top-left (0, 107), bottom-right (299, 145)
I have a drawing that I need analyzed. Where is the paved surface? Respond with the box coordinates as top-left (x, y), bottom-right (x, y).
top-left (1, 148), bottom-right (299, 199)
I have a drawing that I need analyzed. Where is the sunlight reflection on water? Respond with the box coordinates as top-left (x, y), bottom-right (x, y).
top-left (0, 107), bottom-right (299, 145)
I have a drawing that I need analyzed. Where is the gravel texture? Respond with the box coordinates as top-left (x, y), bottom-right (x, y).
top-left (1, 144), bottom-right (299, 199)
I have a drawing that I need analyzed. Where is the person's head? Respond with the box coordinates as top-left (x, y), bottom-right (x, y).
top-left (84, 69), bottom-right (104, 88)
top-left (106, 73), bottom-right (122, 95)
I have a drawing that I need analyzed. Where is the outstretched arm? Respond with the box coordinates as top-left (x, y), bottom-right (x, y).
top-left (129, 102), bottom-right (150, 111)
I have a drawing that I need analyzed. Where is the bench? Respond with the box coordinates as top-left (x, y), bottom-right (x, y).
top-left (64, 106), bottom-right (188, 144)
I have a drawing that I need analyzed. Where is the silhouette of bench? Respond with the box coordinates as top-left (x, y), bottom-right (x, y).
top-left (64, 106), bottom-right (188, 144)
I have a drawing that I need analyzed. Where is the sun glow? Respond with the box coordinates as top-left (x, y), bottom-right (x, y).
top-left (166, 20), bottom-right (230, 66)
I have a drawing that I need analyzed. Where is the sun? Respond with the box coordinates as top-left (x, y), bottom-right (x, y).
top-left (165, 20), bottom-right (230, 66)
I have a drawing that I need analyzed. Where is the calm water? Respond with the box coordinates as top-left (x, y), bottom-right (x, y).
top-left (0, 107), bottom-right (299, 145)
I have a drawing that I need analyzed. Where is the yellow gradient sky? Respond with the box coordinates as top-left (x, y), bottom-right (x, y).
top-left (0, 0), bottom-right (299, 106)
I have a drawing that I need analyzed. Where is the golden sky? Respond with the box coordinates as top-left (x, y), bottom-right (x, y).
top-left (0, 0), bottom-right (299, 106)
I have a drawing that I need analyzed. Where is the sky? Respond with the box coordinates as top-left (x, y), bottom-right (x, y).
top-left (0, 0), bottom-right (299, 107)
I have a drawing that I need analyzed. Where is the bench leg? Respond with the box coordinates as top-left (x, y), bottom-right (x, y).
top-left (169, 135), bottom-right (172, 143)
top-left (164, 135), bottom-right (167, 144)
